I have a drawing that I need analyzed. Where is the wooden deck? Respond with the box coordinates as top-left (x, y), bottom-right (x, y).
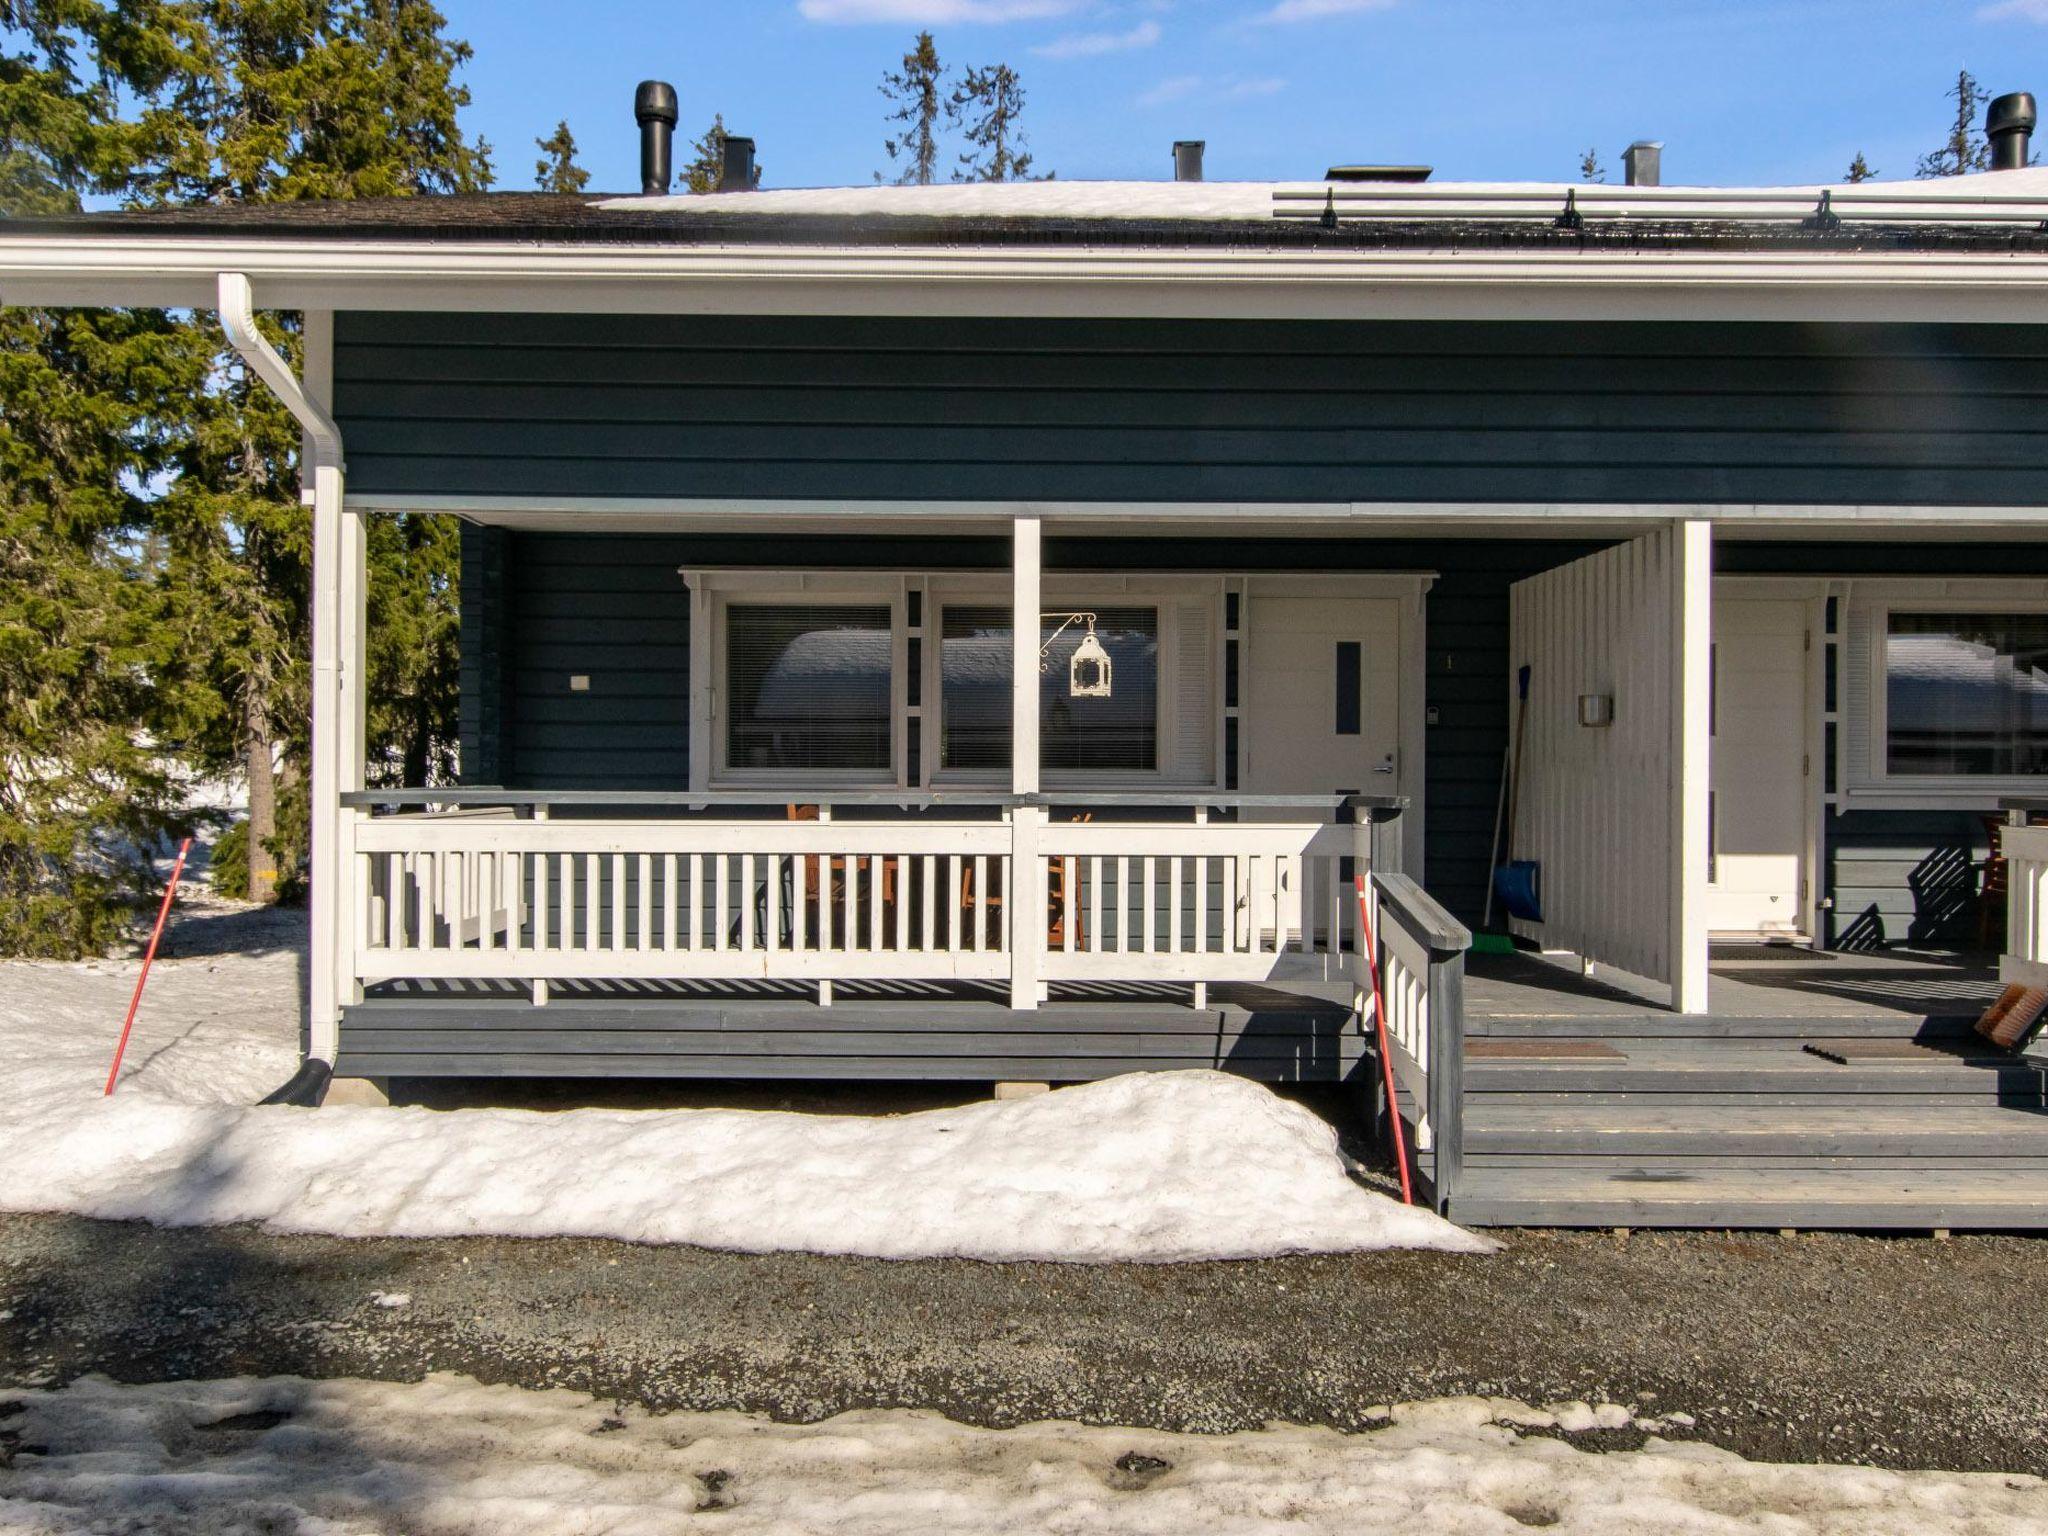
top-left (338, 979), bottom-right (1360, 1084)
top-left (1454, 948), bottom-right (2048, 1231)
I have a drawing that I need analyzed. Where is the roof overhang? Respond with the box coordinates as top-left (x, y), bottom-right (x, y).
top-left (7, 234), bottom-right (2048, 322)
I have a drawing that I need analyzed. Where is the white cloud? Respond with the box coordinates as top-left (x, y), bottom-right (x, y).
top-left (1222, 75), bottom-right (1286, 98)
top-left (1138, 72), bottom-right (1287, 108)
top-left (1978, 0), bottom-right (2048, 18)
top-left (798, 0), bottom-right (1083, 23)
top-left (1138, 74), bottom-right (1202, 107)
top-left (1254, 0), bottom-right (1397, 22)
top-left (1032, 18), bottom-right (1163, 56)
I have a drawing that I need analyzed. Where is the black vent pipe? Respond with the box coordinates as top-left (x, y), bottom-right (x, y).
top-left (635, 80), bottom-right (678, 195)
top-left (1988, 91), bottom-right (2036, 171)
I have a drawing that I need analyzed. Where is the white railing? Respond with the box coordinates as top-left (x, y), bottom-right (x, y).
top-left (341, 793), bottom-right (1396, 1004)
top-left (2001, 820), bottom-right (2048, 991)
top-left (1038, 819), bottom-right (1360, 983)
top-left (1357, 871), bottom-right (1470, 1211)
top-left (353, 814), bottom-right (1013, 985)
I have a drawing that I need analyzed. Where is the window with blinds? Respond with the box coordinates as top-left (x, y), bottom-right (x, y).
top-left (725, 603), bottom-right (893, 772)
top-left (939, 605), bottom-right (1160, 773)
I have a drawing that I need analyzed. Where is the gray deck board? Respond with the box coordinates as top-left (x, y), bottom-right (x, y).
top-left (1454, 1166), bottom-right (2048, 1229)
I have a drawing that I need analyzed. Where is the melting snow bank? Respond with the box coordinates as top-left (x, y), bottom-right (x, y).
top-left (0, 950), bottom-right (1481, 1260)
top-left (4, 1375), bottom-right (2042, 1536)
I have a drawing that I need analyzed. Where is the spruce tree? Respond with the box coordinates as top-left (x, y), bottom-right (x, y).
top-left (125, 0), bottom-right (490, 903)
top-left (881, 30), bottom-right (944, 186)
top-left (949, 62), bottom-right (1035, 183)
top-left (1845, 152), bottom-right (1875, 183)
top-left (1917, 69), bottom-right (1990, 177)
top-left (534, 120), bottom-right (588, 193)
top-left (0, 2), bottom-right (188, 952)
top-left (1578, 146), bottom-right (1606, 183)
top-left (682, 113), bottom-right (728, 194)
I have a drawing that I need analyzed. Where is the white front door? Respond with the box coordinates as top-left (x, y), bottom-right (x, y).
top-left (1241, 596), bottom-right (1403, 945)
top-left (1242, 596), bottom-right (1404, 800)
top-left (1707, 596), bottom-right (1811, 938)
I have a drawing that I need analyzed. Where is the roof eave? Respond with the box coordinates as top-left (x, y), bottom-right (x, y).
top-left (5, 232), bottom-right (2048, 323)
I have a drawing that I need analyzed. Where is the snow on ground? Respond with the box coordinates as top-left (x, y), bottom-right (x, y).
top-left (3, 1373), bottom-right (2041, 1536)
top-left (0, 934), bottom-right (1482, 1261)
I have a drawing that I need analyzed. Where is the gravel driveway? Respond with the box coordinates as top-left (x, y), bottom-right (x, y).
top-left (2, 1213), bottom-right (2043, 1478)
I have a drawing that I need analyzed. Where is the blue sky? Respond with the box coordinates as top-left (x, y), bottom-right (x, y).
top-left (440, 0), bottom-right (2048, 191)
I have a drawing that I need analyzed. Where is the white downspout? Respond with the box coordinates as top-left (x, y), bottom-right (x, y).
top-left (218, 272), bottom-right (359, 1068)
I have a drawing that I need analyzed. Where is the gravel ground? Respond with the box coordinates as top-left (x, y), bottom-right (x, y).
top-left (2, 1213), bottom-right (2043, 1478)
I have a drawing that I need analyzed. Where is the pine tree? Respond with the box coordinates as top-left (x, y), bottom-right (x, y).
top-left (1917, 69), bottom-right (1990, 177)
top-left (534, 119), bottom-right (587, 193)
top-left (1578, 146), bottom-right (1606, 183)
top-left (881, 30), bottom-right (944, 186)
top-left (949, 62), bottom-right (1035, 183)
top-left (1845, 151), bottom-right (1875, 183)
top-left (682, 113), bottom-right (727, 194)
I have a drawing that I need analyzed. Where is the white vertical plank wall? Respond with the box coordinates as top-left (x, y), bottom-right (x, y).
top-left (1506, 523), bottom-right (1711, 1011)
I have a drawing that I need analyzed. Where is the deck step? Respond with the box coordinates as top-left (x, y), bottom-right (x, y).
top-left (1453, 1165), bottom-right (2048, 1230)
top-left (1466, 1014), bottom-right (1980, 1040)
top-left (1464, 1103), bottom-right (2048, 1158)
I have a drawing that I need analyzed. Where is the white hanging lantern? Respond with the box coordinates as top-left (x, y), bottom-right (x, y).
top-left (1069, 627), bottom-right (1113, 698)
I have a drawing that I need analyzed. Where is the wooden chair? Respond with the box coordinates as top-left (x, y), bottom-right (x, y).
top-left (786, 805), bottom-right (897, 948)
top-left (961, 812), bottom-right (1091, 949)
top-left (1980, 814), bottom-right (2008, 952)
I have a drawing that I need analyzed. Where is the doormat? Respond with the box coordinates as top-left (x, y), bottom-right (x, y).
top-left (1467, 1040), bottom-right (1627, 1061)
top-left (1801, 1039), bottom-right (1970, 1064)
top-left (1711, 943), bottom-right (1830, 963)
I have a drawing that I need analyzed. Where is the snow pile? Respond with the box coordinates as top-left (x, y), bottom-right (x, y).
top-left (5, 1374), bottom-right (2041, 1536)
top-left (0, 946), bottom-right (1483, 1261)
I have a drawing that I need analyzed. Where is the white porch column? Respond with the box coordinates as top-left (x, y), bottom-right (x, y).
top-left (1010, 516), bottom-right (1045, 1010)
top-left (223, 283), bottom-right (355, 1063)
top-left (306, 460), bottom-right (359, 1057)
top-left (1670, 519), bottom-right (1713, 1013)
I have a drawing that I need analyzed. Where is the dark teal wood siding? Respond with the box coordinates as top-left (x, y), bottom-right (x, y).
top-left (334, 313), bottom-right (2048, 507)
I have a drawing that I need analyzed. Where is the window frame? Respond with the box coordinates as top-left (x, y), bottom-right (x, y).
top-left (923, 576), bottom-right (1217, 790)
top-left (692, 574), bottom-right (909, 791)
top-left (1851, 590), bottom-right (2048, 807)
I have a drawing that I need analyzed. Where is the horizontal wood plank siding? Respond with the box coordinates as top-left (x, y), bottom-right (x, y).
top-left (334, 313), bottom-right (2048, 506)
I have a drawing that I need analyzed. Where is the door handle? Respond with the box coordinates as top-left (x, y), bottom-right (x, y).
top-left (1373, 752), bottom-right (1396, 775)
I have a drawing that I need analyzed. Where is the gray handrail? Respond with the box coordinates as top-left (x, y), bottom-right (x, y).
top-left (1369, 869), bottom-right (1470, 1215)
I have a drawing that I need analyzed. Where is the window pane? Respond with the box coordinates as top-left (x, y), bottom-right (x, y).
top-left (940, 605), bottom-right (1158, 773)
top-left (1886, 612), bottom-right (2048, 776)
top-left (726, 604), bottom-right (892, 771)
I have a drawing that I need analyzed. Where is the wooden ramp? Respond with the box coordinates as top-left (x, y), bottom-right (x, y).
top-left (1455, 1011), bottom-right (2048, 1230)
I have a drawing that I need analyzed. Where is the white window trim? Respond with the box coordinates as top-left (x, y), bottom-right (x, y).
top-left (685, 571), bottom-right (908, 791)
top-left (1843, 579), bottom-right (2048, 810)
top-left (925, 575), bottom-right (1221, 790)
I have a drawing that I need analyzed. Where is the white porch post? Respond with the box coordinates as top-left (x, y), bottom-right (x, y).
top-left (1010, 516), bottom-right (1045, 1010)
top-left (307, 460), bottom-right (360, 1057)
top-left (221, 280), bottom-right (355, 1063)
top-left (1671, 519), bottom-right (1713, 1013)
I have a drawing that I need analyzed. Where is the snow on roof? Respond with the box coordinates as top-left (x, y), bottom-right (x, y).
top-left (601, 166), bottom-right (2048, 227)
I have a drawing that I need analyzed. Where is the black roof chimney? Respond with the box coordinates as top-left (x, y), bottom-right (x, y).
top-left (719, 136), bottom-right (759, 191)
top-left (1988, 91), bottom-right (2037, 172)
top-left (635, 80), bottom-right (678, 195)
top-left (1173, 141), bottom-right (1205, 182)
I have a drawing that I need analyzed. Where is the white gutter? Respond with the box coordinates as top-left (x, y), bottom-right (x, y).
top-left (0, 237), bottom-right (2043, 323)
top-left (217, 270), bottom-right (343, 478)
